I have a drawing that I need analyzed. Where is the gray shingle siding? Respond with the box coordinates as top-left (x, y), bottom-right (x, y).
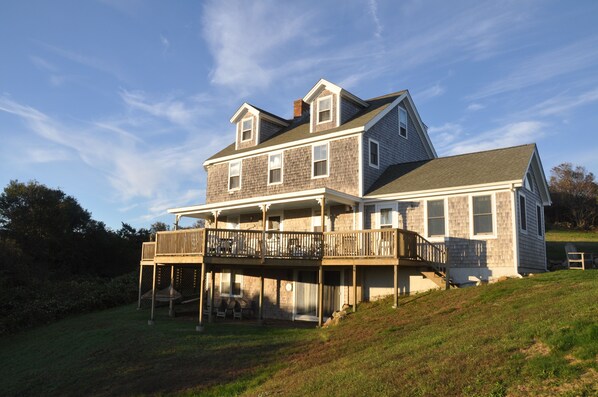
top-left (362, 100), bottom-right (433, 194)
top-left (341, 97), bottom-right (363, 124)
top-left (259, 119), bottom-right (281, 143)
top-left (517, 167), bottom-right (547, 272)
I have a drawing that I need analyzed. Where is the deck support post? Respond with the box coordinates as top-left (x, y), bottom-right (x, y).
top-left (137, 264), bottom-right (144, 310)
top-left (393, 261), bottom-right (399, 309)
top-left (148, 263), bottom-right (157, 325)
top-left (318, 265), bottom-right (324, 327)
top-left (196, 262), bottom-right (206, 332)
top-left (258, 269), bottom-right (264, 324)
top-left (352, 265), bottom-right (357, 312)
top-left (168, 265), bottom-right (175, 317)
top-left (208, 267), bottom-right (215, 323)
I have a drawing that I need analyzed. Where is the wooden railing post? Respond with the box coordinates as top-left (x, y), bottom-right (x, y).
top-left (393, 229), bottom-right (399, 259)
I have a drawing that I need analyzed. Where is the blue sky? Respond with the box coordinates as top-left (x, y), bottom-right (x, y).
top-left (1, 0), bottom-right (597, 230)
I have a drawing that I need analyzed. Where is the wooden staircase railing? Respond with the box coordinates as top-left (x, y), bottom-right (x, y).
top-left (413, 234), bottom-right (452, 288)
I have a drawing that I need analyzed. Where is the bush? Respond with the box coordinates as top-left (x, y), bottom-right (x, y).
top-left (0, 272), bottom-right (138, 335)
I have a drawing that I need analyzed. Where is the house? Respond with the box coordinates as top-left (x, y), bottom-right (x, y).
top-left (138, 79), bottom-right (551, 330)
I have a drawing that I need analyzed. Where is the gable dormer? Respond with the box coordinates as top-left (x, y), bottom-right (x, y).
top-left (303, 79), bottom-right (368, 133)
top-left (230, 103), bottom-right (289, 150)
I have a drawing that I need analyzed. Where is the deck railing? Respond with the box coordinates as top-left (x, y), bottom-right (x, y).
top-left (145, 227), bottom-right (446, 265)
top-left (141, 242), bottom-right (156, 261)
top-left (155, 229), bottom-right (205, 256)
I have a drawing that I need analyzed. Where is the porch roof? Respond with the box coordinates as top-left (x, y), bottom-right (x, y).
top-left (167, 188), bottom-right (361, 219)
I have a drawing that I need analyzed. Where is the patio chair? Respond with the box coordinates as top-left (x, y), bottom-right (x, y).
top-left (233, 300), bottom-right (243, 320)
top-left (216, 299), bottom-right (229, 318)
top-left (565, 243), bottom-right (596, 270)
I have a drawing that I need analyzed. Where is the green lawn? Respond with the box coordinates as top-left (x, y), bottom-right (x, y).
top-left (1, 271), bottom-right (596, 397)
top-left (545, 229), bottom-right (598, 261)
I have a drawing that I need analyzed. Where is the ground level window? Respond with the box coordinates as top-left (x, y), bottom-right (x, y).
top-left (220, 270), bottom-right (242, 297)
top-left (427, 199), bottom-right (445, 237)
top-left (472, 195), bottom-right (493, 235)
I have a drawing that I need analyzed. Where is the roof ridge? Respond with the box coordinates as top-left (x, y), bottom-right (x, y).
top-left (366, 90), bottom-right (407, 102)
top-left (385, 143), bottom-right (536, 168)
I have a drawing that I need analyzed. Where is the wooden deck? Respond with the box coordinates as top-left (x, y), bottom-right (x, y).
top-left (140, 227), bottom-right (446, 268)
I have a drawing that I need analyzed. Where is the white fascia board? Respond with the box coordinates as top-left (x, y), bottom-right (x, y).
top-left (339, 89), bottom-right (368, 107)
top-left (230, 103), bottom-right (258, 123)
top-left (203, 127), bottom-right (365, 167)
top-left (404, 92), bottom-right (437, 158)
top-left (363, 93), bottom-right (407, 131)
top-left (527, 146), bottom-right (552, 206)
top-left (363, 180), bottom-right (524, 201)
top-left (303, 79), bottom-right (342, 103)
top-left (168, 187), bottom-right (362, 216)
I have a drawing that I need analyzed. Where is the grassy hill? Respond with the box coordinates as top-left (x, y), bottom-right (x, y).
top-left (0, 270), bottom-right (596, 397)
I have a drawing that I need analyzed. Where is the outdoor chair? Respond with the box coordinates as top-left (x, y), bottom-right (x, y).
top-left (233, 300), bottom-right (242, 320)
top-left (216, 299), bottom-right (228, 318)
top-left (565, 243), bottom-right (596, 270)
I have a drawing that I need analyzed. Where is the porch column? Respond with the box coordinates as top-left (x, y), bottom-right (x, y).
top-left (169, 265), bottom-right (176, 317)
top-left (259, 204), bottom-right (269, 264)
top-left (196, 262), bottom-right (206, 332)
top-left (148, 263), bottom-right (157, 325)
top-left (208, 267), bottom-right (215, 323)
top-left (211, 210), bottom-right (220, 229)
top-left (320, 195), bottom-right (326, 232)
top-left (352, 265), bottom-right (357, 312)
top-left (137, 264), bottom-right (144, 310)
top-left (393, 261), bottom-right (399, 308)
top-left (174, 214), bottom-right (180, 230)
top-left (318, 265), bottom-right (324, 327)
top-left (258, 270), bottom-right (264, 324)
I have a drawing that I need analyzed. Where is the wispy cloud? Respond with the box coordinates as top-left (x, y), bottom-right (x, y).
top-left (160, 34), bottom-right (170, 53)
top-left (469, 37), bottom-right (598, 100)
top-left (0, 95), bottom-right (217, 222)
top-left (442, 121), bottom-right (546, 155)
top-left (368, 0), bottom-right (383, 39)
top-left (415, 84), bottom-right (445, 102)
top-left (515, 87), bottom-right (598, 118)
top-left (467, 103), bottom-right (485, 111)
top-left (427, 122), bottom-right (465, 154)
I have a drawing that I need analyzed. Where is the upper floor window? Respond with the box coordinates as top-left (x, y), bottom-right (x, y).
top-left (427, 199), bottom-right (446, 238)
top-left (268, 152), bottom-right (283, 184)
top-left (519, 193), bottom-right (527, 232)
top-left (317, 96), bottom-right (332, 124)
top-left (312, 143), bottom-right (328, 178)
top-left (472, 194), bottom-right (494, 236)
top-left (228, 160), bottom-right (241, 191)
top-left (369, 139), bottom-right (379, 168)
top-left (241, 118), bottom-right (253, 141)
top-left (525, 172), bottom-right (534, 192)
top-left (399, 107), bottom-right (408, 138)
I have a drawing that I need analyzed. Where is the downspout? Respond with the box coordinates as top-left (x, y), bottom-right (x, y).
top-left (510, 183), bottom-right (520, 275)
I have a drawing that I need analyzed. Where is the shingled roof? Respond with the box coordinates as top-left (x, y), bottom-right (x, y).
top-left (206, 90), bottom-right (407, 162)
top-left (366, 144), bottom-right (536, 196)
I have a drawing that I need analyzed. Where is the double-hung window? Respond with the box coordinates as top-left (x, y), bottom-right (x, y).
top-left (519, 193), bottom-right (527, 232)
top-left (380, 208), bottom-right (393, 228)
top-left (427, 199), bottom-right (446, 238)
top-left (317, 96), bottom-right (332, 123)
top-left (312, 143), bottom-right (328, 178)
top-left (399, 107), bottom-right (408, 138)
top-left (228, 160), bottom-right (241, 190)
top-left (472, 195), bottom-right (494, 236)
top-left (220, 269), bottom-right (242, 297)
top-left (268, 153), bottom-right (282, 184)
top-left (536, 204), bottom-right (543, 237)
top-left (369, 139), bottom-right (379, 168)
top-left (241, 118), bottom-right (253, 141)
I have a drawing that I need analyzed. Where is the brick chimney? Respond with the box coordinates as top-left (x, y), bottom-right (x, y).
top-left (293, 99), bottom-right (308, 118)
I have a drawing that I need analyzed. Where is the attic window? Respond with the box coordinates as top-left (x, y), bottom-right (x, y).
top-left (241, 118), bottom-right (253, 142)
top-left (399, 107), bottom-right (408, 138)
top-left (317, 96), bottom-right (332, 124)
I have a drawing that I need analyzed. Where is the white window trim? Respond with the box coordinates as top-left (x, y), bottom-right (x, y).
top-left (469, 193), bottom-right (497, 239)
top-left (228, 160), bottom-right (242, 192)
top-left (240, 117), bottom-right (253, 142)
top-left (519, 192), bottom-right (528, 234)
top-left (424, 198), bottom-right (448, 242)
top-left (368, 138), bottom-right (379, 169)
top-left (316, 95), bottom-right (333, 125)
top-left (266, 213), bottom-right (284, 232)
top-left (536, 202), bottom-right (544, 239)
top-left (375, 202), bottom-right (398, 228)
top-left (219, 269), bottom-right (243, 298)
top-left (398, 106), bottom-right (408, 139)
top-left (267, 151), bottom-right (284, 185)
top-left (311, 142), bottom-right (329, 179)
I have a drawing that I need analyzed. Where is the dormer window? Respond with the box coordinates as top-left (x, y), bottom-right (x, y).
top-left (399, 107), bottom-right (408, 138)
top-left (241, 118), bottom-right (253, 141)
top-left (317, 96), bottom-right (332, 124)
